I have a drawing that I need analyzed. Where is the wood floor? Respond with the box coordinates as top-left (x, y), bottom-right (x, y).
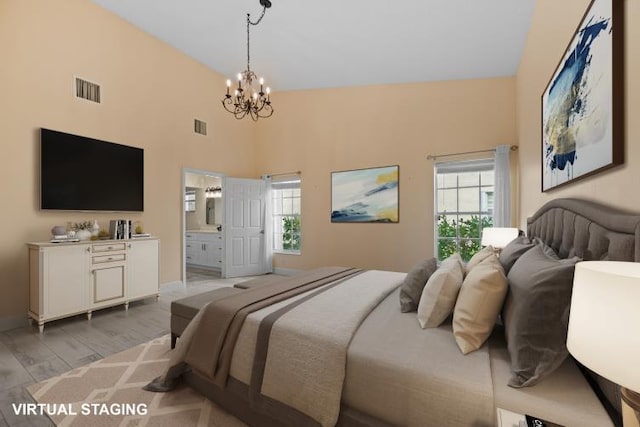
top-left (0, 268), bottom-right (255, 426)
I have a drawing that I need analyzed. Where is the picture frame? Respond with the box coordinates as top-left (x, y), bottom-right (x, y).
top-left (331, 165), bottom-right (399, 223)
top-left (541, 0), bottom-right (624, 192)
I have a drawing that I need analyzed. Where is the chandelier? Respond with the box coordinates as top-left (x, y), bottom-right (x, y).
top-left (222, 0), bottom-right (274, 121)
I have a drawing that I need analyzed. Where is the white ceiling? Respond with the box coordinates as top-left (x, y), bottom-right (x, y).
top-left (90, 0), bottom-right (536, 92)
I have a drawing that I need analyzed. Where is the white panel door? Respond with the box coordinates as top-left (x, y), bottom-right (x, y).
top-left (223, 177), bottom-right (267, 278)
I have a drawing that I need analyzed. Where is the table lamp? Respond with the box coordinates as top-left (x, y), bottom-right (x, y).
top-left (567, 261), bottom-right (640, 426)
top-left (480, 227), bottom-right (519, 250)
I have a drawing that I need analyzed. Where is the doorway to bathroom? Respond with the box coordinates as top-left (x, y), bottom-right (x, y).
top-left (182, 168), bottom-right (225, 283)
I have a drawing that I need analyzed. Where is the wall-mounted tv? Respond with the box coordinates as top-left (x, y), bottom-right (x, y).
top-left (40, 128), bottom-right (144, 211)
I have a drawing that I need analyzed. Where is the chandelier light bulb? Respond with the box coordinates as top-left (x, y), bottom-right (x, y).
top-left (226, 79), bottom-right (231, 87)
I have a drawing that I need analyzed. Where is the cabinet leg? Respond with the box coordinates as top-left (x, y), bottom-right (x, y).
top-left (38, 322), bottom-right (44, 334)
top-left (87, 311), bottom-right (92, 320)
top-left (155, 294), bottom-right (159, 302)
top-left (124, 302), bottom-right (129, 311)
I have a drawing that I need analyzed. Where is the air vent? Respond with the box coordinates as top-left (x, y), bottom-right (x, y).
top-left (194, 119), bottom-right (207, 136)
top-left (75, 77), bottom-right (101, 103)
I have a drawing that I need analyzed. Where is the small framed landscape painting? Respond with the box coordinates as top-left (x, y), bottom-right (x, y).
top-left (541, 0), bottom-right (623, 192)
top-left (331, 165), bottom-right (399, 223)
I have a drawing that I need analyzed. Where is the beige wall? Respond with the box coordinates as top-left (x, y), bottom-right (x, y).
top-left (255, 78), bottom-right (517, 273)
top-left (517, 0), bottom-right (640, 226)
top-left (0, 0), bottom-right (256, 322)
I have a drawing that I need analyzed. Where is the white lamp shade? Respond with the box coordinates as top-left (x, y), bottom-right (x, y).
top-left (567, 261), bottom-right (640, 393)
top-left (480, 227), bottom-right (518, 249)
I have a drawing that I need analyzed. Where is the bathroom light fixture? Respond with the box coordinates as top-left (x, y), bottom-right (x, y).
top-left (222, 0), bottom-right (274, 121)
top-left (205, 187), bottom-right (222, 199)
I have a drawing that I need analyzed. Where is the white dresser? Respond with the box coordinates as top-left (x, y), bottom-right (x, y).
top-left (27, 237), bottom-right (159, 333)
top-left (185, 231), bottom-right (222, 270)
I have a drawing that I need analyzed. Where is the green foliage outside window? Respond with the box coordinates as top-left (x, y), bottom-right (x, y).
top-left (437, 215), bottom-right (492, 261)
top-left (282, 216), bottom-right (301, 251)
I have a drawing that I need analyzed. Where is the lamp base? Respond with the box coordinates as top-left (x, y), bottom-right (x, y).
top-left (621, 387), bottom-right (640, 424)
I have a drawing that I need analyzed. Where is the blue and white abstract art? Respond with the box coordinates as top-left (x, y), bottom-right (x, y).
top-left (331, 166), bottom-right (399, 223)
top-left (542, 0), bottom-right (622, 191)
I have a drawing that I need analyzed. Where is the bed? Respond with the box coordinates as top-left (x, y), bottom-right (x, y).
top-left (151, 198), bottom-right (638, 426)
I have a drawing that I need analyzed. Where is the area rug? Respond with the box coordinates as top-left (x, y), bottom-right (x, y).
top-left (26, 335), bottom-right (246, 427)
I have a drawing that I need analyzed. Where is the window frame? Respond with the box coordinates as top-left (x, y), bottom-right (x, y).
top-left (433, 158), bottom-right (495, 261)
top-left (271, 178), bottom-right (302, 255)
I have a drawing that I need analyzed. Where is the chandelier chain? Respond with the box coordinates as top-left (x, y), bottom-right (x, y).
top-left (247, 5), bottom-right (267, 72)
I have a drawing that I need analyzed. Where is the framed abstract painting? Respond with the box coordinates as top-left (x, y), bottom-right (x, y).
top-left (541, 0), bottom-right (624, 192)
top-left (331, 165), bottom-right (399, 223)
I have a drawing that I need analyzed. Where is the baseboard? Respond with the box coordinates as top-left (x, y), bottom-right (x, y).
top-left (0, 315), bottom-right (30, 332)
top-left (273, 267), bottom-right (302, 276)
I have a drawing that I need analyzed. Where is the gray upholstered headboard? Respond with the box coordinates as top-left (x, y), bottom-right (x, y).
top-left (525, 197), bottom-right (640, 424)
top-left (527, 198), bottom-right (640, 263)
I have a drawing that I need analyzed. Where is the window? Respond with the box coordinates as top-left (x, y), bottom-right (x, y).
top-left (271, 179), bottom-right (301, 254)
top-left (435, 159), bottom-right (494, 262)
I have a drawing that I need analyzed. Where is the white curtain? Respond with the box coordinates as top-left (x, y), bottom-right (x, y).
top-left (493, 145), bottom-right (511, 227)
top-left (263, 176), bottom-right (274, 273)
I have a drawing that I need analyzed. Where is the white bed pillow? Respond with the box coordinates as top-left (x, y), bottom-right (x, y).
top-left (464, 245), bottom-right (495, 276)
top-left (417, 253), bottom-right (464, 328)
top-left (453, 254), bottom-right (508, 354)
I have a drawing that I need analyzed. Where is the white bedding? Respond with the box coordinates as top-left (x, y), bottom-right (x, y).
top-left (218, 273), bottom-right (613, 426)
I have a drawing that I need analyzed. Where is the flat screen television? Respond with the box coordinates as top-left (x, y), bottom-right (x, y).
top-left (40, 128), bottom-right (144, 211)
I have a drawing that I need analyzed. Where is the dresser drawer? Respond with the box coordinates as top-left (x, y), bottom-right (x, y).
top-left (92, 253), bottom-right (126, 264)
top-left (92, 243), bottom-right (126, 253)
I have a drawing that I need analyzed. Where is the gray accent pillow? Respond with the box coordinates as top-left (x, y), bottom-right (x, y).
top-left (532, 237), bottom-right (560, 260)
top-left (399, 258), bottom-right (438, 312)
top-left (499, 236), bottom-right (535, 274)
top-left (503, 244), bottom-right (580, 387)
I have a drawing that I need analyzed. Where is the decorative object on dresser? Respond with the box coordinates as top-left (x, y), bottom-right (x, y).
top-left (567, 261), bottom-right (640, 426)
top-left (331, 165), bottom-right (399, 223)
top-left (109, 219), bottom-right (132, 239)
top-left (541, 0), bottom-right (624, 192)
top-left (50, 225), bottom-right (66, 236)
top-left (480, 227), bottom-right (519, 251)
top-left (72, 221), bottom-right (95, 241)
top-left (27, 237), bottom-right (159, 333)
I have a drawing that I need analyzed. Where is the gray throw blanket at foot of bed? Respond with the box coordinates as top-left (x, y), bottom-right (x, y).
top-left (146, 267), bottom-right (403, 427)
